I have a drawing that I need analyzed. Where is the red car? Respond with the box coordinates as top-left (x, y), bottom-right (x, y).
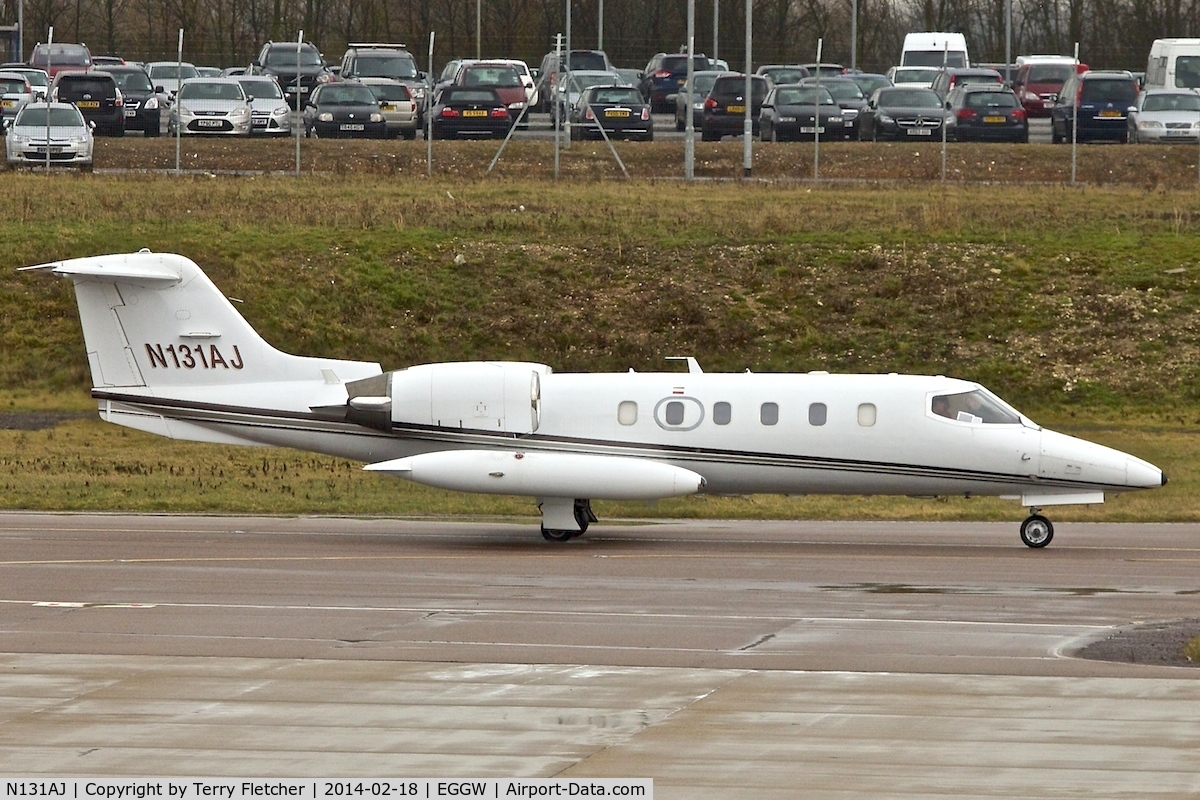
top-left (1012, 59), bottom-right (1088, 117)
top-left (452, 62), bottom-right (529, 124)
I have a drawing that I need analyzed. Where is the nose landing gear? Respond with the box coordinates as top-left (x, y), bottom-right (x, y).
top-left (1020, 511), bottom-right (1054, 548)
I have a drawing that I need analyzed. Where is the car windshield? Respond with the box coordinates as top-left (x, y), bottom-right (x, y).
top-left (18, 71), bottom-right (48, 88)
top-left (34, 47), bottom-right (89, 66)
top-left (763, 68), bottom-right (807, 84)
top-left (462, 67), bottom-right (522, 88)
top-left (0, 78), bottom-right (26, 93)
top-left (820, 81), bottom-right (864, 100)
top-left (14, 105), bottom-right (84, 127)
top-left (1143, 92), bottom-right (1200, 112)
top-left (930, 389), bottom-right (1022, 424)
top-left (1026, 64), bottom-right (1074, 83)
top-left (59, 78), bottom-right (112, 95)
top-left (891, 68), bottom-right (938, 84)
top-left (178, 82), bottom-right (245, 101)
top-left (568, 52), bottom-right (608, 71)
top-left (265, 47), bottom-right (323, 68)
top-left (853, 75), bottom-right (891, 94)
top-left (443, 88), bottom-right (498, 104)
top-left (1084, 79), bottom-right (1138, 103)
top-left (879, 88), bottom-right (940, 107)
top-left (367, 83), bottom-right (411, 102)
top-left (712, 76), bottom-right (769, 99)
top-left (319, 85), bottom-right (378, 104)
top-left (775, 87), bottom-right (834, 106)
top-left (149, 64), bottom-right (199, 80)
top-left (356, 54), bottom-right (418, 79)
top-left (590, 87), bottom-right (641, 104)
top-left (661, 55), bottom-right (710, 73)
top-left (1175, 56), bottom-right (1200, 88)
top-left (238, 79), bottom-right (283, 99)
top-left (965, 91), bottom-right (1018, 109)
top-left (110, 71), bottom-right (153, 92)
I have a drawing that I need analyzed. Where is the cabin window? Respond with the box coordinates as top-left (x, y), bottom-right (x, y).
top-left (857, 403), bottom-right (877, 427)
top-left (713, 401), bottom-right (732, 425)
top-left (760, 402), bottom-right (779, 426)
top-left (930, 389), bottom-right (1021, 424)
top-left (665, 401), bottom-right (685, 426)
top-left (808, 402), bottom-right (827, 426)
top-left (618, 400), bottom-right (638, 426)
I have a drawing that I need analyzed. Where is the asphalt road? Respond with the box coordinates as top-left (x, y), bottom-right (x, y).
top-left (1, 513), bottom-right (1197, 795)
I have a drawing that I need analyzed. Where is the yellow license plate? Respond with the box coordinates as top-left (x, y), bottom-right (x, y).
top-left (1099, 109), bottom-right (1122, 117)
top-left (983, 115), bottom-right (1006, 123)
top-left (1, 99), bottom-right (13, 107)
top-left (76, 100), bottom-right (100, 108)
top-left (604, 109), bottom-right (630, 117)
top-left (380, 103), bottom-right (394, 111)
top-left (462, 109), bottom-right (488, 117)
top-left (726, 104), bottom-right (745, 113)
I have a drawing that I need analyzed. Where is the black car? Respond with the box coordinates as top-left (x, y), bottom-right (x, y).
top-left (700, 73), bottom-right (769, 140)
top-left (251, 41), bottom-right (335, 108)
top-left (302, 82), bottom-right (386, 139)
top-left (1051, 70), bottom-right (1139, 143)
top-left (98, 65), bottom-right (160, 136)
top-left (800, 77), bottom-right (867, 138)
top-left (946, 86), bottom-right (1028, 142)
top-left (758, 85), bottom-right (849, 141)
top-left (50, 70), bottom-right (124, 135)
top-left (430, 87), bottom-right (510, 139)
top-left (569, 85), bottom-right (653, 141)
top-left (639, 52), bottom-right (713, 112)
top-left (858, 86), bottom-right (944, 141)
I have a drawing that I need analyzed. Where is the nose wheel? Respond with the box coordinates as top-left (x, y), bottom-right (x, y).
top-left (1020, 513), bottom-right (1054, 548)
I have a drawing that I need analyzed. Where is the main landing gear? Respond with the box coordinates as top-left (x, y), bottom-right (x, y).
top-left (540, 498), bottom-right (596, 542)
top-left (1019, 511), bottom-right (1054, 548)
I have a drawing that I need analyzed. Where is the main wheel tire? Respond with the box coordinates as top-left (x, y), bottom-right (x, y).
top-left (1020, 515), bottom-right (1054, 548)
top-left (541, 528), bottom-right (573, 543)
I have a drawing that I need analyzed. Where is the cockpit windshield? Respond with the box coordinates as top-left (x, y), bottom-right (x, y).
top-left (930, 389), bottom-right (1022, 424)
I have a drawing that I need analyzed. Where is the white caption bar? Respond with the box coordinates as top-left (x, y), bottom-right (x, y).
top-left (2, 781), bottom-right (652, 800)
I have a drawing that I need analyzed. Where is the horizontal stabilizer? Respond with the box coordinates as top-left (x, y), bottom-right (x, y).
top-left (365, 450), bottom-right (706, 500)
top-left (21, 250), bottom-right (184, 286)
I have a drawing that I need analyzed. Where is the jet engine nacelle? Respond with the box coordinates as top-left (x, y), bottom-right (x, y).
top-left (345, 361), bottom-right (551, 434)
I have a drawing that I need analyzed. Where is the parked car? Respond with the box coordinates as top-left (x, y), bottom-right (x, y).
top-left (674, 70), bottom-right (724, 130)
top-left (196, 67), bottom-right (223, 78)
top-left (338, 43), bottom-right (428, 119)
top-left (250, 41), bottom-right (336, 108)
top-left (758, 84), bottom-right (849, 141)
top-left (99, 65), bottom-right (161, 136)
top-left (1011, 57), bottom-right (1084, 117)
top-left (29, 43), bottom-right (92, 78)
top-left (91, 55), bottom-right (125, 67)
top-left (358, 77), bottom-right (420, 139)
top-left (553, 69), bottom-right (626, 123)
top-left (235, 76), bottom-right (292, 136)
top-left (885, 66), bottom-right (940, 88)
top-left (145, 61), bottom-right (200, 101)
top-left (639, 52), bottom-right (712, 111)
top-left (800, 76), bottom-right (868, 137)
top-left (453, 62), bottom-right (530, 124)
top-left (535, 50), bottom-right (612, 111)
top-left (51, 70), bottom-right (124, 135)
top-left (1051, 70), bottom-right (1139, 143)
top-left (700, 73), bottom-right (769, 140)
top-left (857, 86), bottom-right (945, 140)
top-left (167, 77), bottom-right (252, 135)
top-left (1, 66), bottom-right (49, 100)
top-left (302, 81), bottom-right (386, 138)
top-left (930, 67), bottom-right (1003, 99)
top-left (5, 101), bottom-right (93, 171)
top-left (429, 86), bottom-right (510, 139)
top-left (850, 72), bottom-right (893, 97)
top-left (1127, 89), bottom-right (1200, 143)
top-left (945, 85), bottom-right (1028, 142)
top-left (0, 71), bottom-right (34, 127)
top-left (755, 65), bottom-right (811, 87)
top-left (569, 84), bottom-right (653, 141)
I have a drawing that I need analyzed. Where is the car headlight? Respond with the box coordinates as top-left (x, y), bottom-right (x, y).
top-left (778, 116), bottom-right (796, 123)
top-left (508, 101), bottom-right (526, 110)
top-left (10, 133), bottom-right (27, 145)
top-left (144, 97), bottom-right (159, 110)
top-left (369, 112), bottom-right (383, 123)
top-left (270, 105), bottom-right (290, 117)
top-left (317, 73), bottom-right (333, 84)
top-left (233, 108), bottom-right (250, 120)
top-left (317, 112), bottom-right (333, 122)
top-left (1138, 120), bottom-right (1163, 129)
top-left (878, 114), bottom-right (895, 125)
top-left (830, 116), bottom-right (843, 123)
top-left (179, 107), bottom-right (195, 120)
top-left (843, 108), bottom-right (859, 119)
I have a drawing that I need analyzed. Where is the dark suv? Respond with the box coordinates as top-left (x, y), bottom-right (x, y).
top-left (339, 43), bottom-right (427, 119)
top-left (700, 73), bottom-right (769, 140)
top-left (1051, 70), bottom-right (1139, 143)
top-left (639, 52), bottom-right (712, 112)
top-left (97, 65), bottom-right (160, 136)
top-left (250, 41), bottom-right (335, 108)
top-left (51, 70), bottom-right (124, 135)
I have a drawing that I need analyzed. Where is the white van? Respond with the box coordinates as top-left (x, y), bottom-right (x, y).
top-left (901, 32), bottom-right (970, 69)
top-left (1144, 38), bottom-right (1200, 90)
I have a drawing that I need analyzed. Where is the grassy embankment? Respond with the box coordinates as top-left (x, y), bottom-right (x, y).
top-left (1, 171), bottom-right (1197, 521)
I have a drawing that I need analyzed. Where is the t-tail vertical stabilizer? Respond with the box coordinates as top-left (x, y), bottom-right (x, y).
top-left (24, 250), bottom-right (382, 445)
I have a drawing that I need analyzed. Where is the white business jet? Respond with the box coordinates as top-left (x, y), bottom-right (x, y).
top-left (26, 250), bottom-right (1165, 547)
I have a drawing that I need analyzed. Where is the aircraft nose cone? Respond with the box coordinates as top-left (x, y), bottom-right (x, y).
top-left (1127, 456), bottom-right (1165, 490)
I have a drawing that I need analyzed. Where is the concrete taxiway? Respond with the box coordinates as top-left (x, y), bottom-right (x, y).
top-left (1, 513), bottom-right (1198, 797)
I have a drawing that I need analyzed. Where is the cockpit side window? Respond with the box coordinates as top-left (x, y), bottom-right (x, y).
top-left (930, 389), bottom-right (1021, 424)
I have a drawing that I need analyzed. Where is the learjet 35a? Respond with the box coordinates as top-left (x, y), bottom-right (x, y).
top-left (27, 250), bottom-right (1166, 547)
